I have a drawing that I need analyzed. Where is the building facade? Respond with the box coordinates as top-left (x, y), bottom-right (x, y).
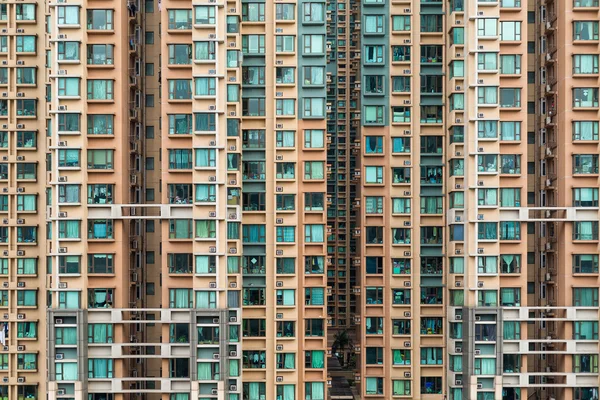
top-left (0, 0), bottom-right (593, 399)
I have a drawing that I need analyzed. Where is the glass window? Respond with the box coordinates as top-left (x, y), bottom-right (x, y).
top-left (242, 3), bottom-right (265, 21)
top-left (303, 34), bottom-right (325, 54)
top-left (574, 54), bottom-right (599, 74)
top-left (573, 88), bottom-right (599, 107)
top-left (194, 41), bottom-right (216, 60)
top-left (87, 80), bottom-right (113, 100)
top-left (573, 188), bottom-right (599, 207)
top-left (574, 21), bottom-right (599, 40)
top-left (168, 79), bottom-right (192, 100)
top-left (500, 21), bottom-right (521, 41)
top-left (194, 6), bottom-right (215, 24)
top-left (87, 9), bottom-right (113, 30)
top-left (478, 53), bottom-right (497, 71)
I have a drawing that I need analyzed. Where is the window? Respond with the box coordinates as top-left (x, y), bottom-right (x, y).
top-left (392, 319), bottom-right (411, 335)
top-left (365, 166), bottom-right (383, 184)
top-left (168, 149), bottom-right (193, 169)
top-left (168, 44), bottom-right (192, 65)
top-left (478, 53), bottom-right (497, 71)
top-left (501, 154), bottom-right (521, 174)
top-left (275, 3), bottom-right (294, 20)
top-left (478, 87), bottom-right (498, 105)
top-left (573, 221), bottom-right (598, 240)
top-left (276, 99), bottom-right (295, 116)
top-left (88, 254), bottom-right (114, 274)
top-left (87, 10), bottom-right (113, 30)
top-left (303, 66), bottom-right (325, 86)
top-left (305, 382), bottom-right (325, 400)
top-left (451, 27), bottom-right (464, 44)
top-left (168, 79), bottom-right (192, 100)
top-left (87, 115), bottom-right (114, 135)
top-left (421, 14), bottom-right (442, 32)
top-left (478, 18), bottom-right (498, 37)
top-left (17, 258), bottom-right (37, 275)
top-left (574, 21), bottom-right (599, 40)
top-left (242, 34), bottom-right (265, 54)
top-left (304, 161), bottom-right (324, 180)
top-left (303, 2), bottom-right (324, 22)
top-left (393, 15), bottom-right (411, 31)
top-left (573, 154), bottom-right (599, 174)
top-left (573, 288), bottom-right (599, 306)
top-left (277, 258), bottom-right (296, 274)
top-left (574, 321), bottom-right (599, 340)
top-left (573, 188), bottom-right (599, 207)
top-left (17, 322), bottom-right (36, 339)
top-left (303, 98), bottom-right (325, 118)
top-left (87, 149), bottom-right (113, 169)
top-left (242, 3), bottom-right (265, 21)
top-left (88, 184), bottom-right (113, 204)
top-left (57, 6), bottom-right (79, 25)
top-left (500, 88), bottom-right (521, 108)
top-left (276, 227), bottom-right (295, 243)
top-left (500, 121), bottom-right (521, 141)
top-left (501, 288), bottom-right (521, 306)
top-left (276, 162), bottom-right (295, 179)
top-left (305, 193), bottom-right (324, 211)
top-left (88, 220), bottom-right (113, 239)
top-left (87, 44), bottom-right (113, 66)
top-left (478, 290), bottom-right (498, 307)
top-left (365, 45), bottom-right (384, 63)
top-left (478, 154), bottom-right (498, 172)
top-left (276, 289), bottom-right (295, 305)
top-left (168, 254), bottom-right (193, 274)
top-left (16, 68), bottom-right (35, 85)
top-left (195, 220), bottom-right (216, 239)
top-left (17, 291), bottom-right (36, 306)
top-left (392, 381), bottom-right (411, 396)
top-left (303, 34), bottom-right (325, 54)
top-left (421, 197), bottom-right (443, 214)
top-left (573, 88), bottom-right (599, 107)
top-left (392, 76), bottom-right (410, 93)
top-left (58, 220), bottom-right (80, 239)
top-left (365, 377), bottom-right (383, 395)
top-left (421, 348), bottom-right (443, 365)
top-left (392, 289), bottom-right (411, 305)
top-left (421, 377), bottom-right (442, 394)
top-left (194, 41), bottom-right (216, 60)
top-left (58, 41), bottom-right (79, 61)
top-left (194, 78), bottom-right (216, 96)
top-left (364, 15), bottom-right (384, 34)
top-left (87, 80), bottom-right (114, 100)
top-left (364, 106), bottom-right (384, 125)
top-left (574, 55), bottom-right (599, 74)
top-left (500, 221), bottom-right (521, 240)
top-left (194, 6), bottom-right (215, 24)
top-left (499, 54), bottom-right (522, 74)
top-left (276, 36), bottom-right (295, 53)
top-left (500, 21), bottom-right (521, 41)
top-left (242, 98), bottom-right (266, 116)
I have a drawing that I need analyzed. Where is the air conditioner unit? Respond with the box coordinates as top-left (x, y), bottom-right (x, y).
top-left (55, 318), bottom-right (63, 324)
top-left (477, 383), bottom-right (483, 389)
top-left (1, 377), bottom-right (7, 383)
top-left (212, 353), bottom-right (220, 360)
top-left (229, 350), bottom-right (237, 357)
top-left (1, 219), bottom-right (6, 224)
top-left (16, 219), bottom-right (23, 224)
top-left (477, 281), bottom-right (484, 288)
top-left (17, 314), bottom-right (25, 320)
top-left (474, 349), bottom-right (481, 355)
top-left (276, 218), bottom-right (283, 224)
top-left (455, 347), bottom-right (462, 353)
top-left (211, 389), bottom-right (218, 395)
top-left (404, 372), bottom-right (411, 378)
top-left (17, 282), bottom-right (24, 288)
top-left (229, 213), bottom-right (237, 220)
top-left (57, 389), bottom-right (66, 396)
top-left (276, 155), bottom-right (283, 160)
top-left (209, 211), bottom-right (216, 218)
top-left (477, 214), bottom-right (484, 220)
top-left (208, 105), bottom-right (216, 111)
top-left (1, 283), bottom-right (6, 288)
top-left (455, 379), bottom-right (462, 385)
top-left (2, 251), bottom-right (7, 257)
top-left (16, 93), bottom-right (24, 98)
top-left (456, 314), bottom-right (462, 320)
top-left (276, 376), bottom-right (284, 382)
top-left (276, 281), bottom-right (283, 287)
top-left (229, 316), bottom-right (237, 323)
top-left (16, 124), bottom-right (24, 129)
top-left (276, 313), bottom-right (283, 319)
top-left (229, 145), bottom-right (236, 151)
top-left (16, 61), bottom-right (24, 66)
top-left (58, 141), bottom-right (67, 147)
top-left (209, 140), bottom-right (216, 146)
top-left (275, 186), bottom-right (283, 192)
top-left (209, 282), bottom-right (217, 288)
top-left (404, 311), bottom-right (410, 317)
top-left (208, 176), bottom-right (216, 182)
top-left (17, 377), bottom-right (25, 383)
top-left (17, 188), bottom-right (24, 193)
top-left (58, 212), bottom-right (67, 218)
top-left (477, 248), bottom-right (484, 254)
top-left (58, 176), bottom-right (67, 183)
top-left (455, 281), bottom-right (462, 287)
top-left (58, 247), bottom-right (67, 253)
top-left (229, 282), bottom-right (237, 288)
top-left (230, 385), bottom-right (237, 391)
top-left (58, 283), bottom-right (67, 289)
top-left (57, 34), bottom-right (67, 40)
top-left (58, 105), bottom-right (67, 111)
top-left (276, 250), bottom-right (283, 256)
top-left (209, 246), bottom-right (217, 253)
top-left (17, 345), bottom-right (24, 351)
top-left (404, 341), bottom-right (411, 347)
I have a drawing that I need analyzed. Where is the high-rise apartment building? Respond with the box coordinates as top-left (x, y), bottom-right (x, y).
top-left (0, 0), bottom-right (596, 399)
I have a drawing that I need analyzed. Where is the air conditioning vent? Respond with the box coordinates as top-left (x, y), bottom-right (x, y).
top-left (16, 124), bottom-right (24, 129)
top-left (57, 389), bottom-right (66, 396)
top-left (58, 176), bottom-right (67, 183)
top-left (276, 376), bottom-right (284, 382)
top-left (477, 281), bottom-right (484, 288)
top-left (229, 282), bottom-right (237, 288)
top-left (276, 313), bottom-right (283, 319)
top-left (474, 349), bottom-right (481, 355)
top-left (58, 212), bottom-right (67, 218)
top-left (211, 389), bottom-right (218, 395)
top-left (404, 311), bottom-right (410, 317)
top-left (16, 250), bottom-right (24, 256)
top-left (455, 379), bottom-right (462, 386)
top-left (229, 145), bottom-right (236, 151)
top-left (404, 372), bottom-right (411, 378)
top-left (276, 218), bottom-right (283, 224)
top-left (276, 281), bottom-right (283, 287)
top-left (276, 186), bottom-right (283, 192)
top-left (209, 246), bottom-right (217, 253)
